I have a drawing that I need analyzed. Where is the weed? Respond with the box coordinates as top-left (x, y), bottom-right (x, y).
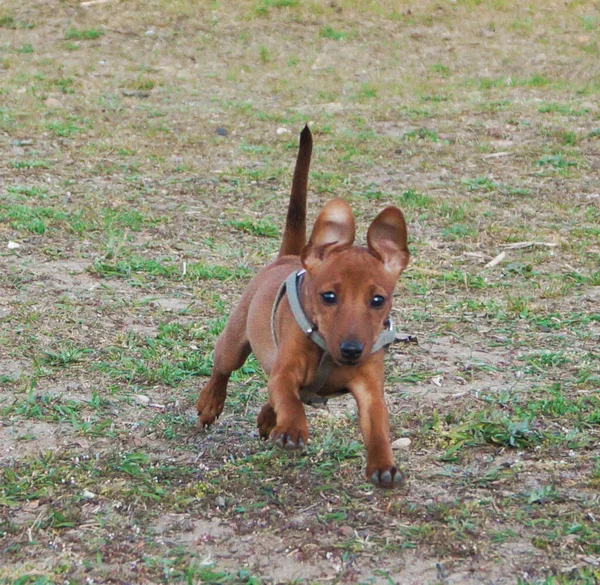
top-left (15, 43), bottom-right (34, 54)
top-left (91, 256), bottom-right (249, 282)
top-left (259, 45), bottom-right (271, 64)
top-left (45, 120), bottom-right (84, 137)
top-left (41, 342), bottom-right (92, 367)
top-left (403, 127), bottom-right (439, 142)
top-left (320, 26), bottom-right (346, 41)
top-left (226, 218), bottom-right (278, 237)
top-left (462, 176), bottom-right (498, 191)
top-left (255, 0), bottom-right (298, 15)
top-left (397, 189), bottom-right (433, 208)
top-left (536, 154), bottom-right (577, 169)
top-left (430, 63), bottom-right (450, 77)
top-left (357, 83), bottom-right (378, 100)
top-left (64, 26), bottom-right (104, 40)
top-left (10, 159), bottom-right (50, 169)
top-left (538, 102), bottom-right (588, 116)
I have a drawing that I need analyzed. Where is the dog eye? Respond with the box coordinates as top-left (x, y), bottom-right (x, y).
top-left (321, 291), bottom-right (337, 305)
top-left (370, 295), bottom-right (385, 308)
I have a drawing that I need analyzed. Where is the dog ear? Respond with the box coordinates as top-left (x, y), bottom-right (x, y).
top-left (367, 206), bottom-right (410, 279)
top-left (302, 198), bottom-right (355, 270)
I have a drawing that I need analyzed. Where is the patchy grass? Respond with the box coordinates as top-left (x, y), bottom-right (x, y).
top-left (63, 26), bottom-right (104, 40)
top-left (0, 0), bottom-right (599, 584)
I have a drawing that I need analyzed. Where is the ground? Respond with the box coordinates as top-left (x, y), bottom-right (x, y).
top-left (0, 1), bottom-right (599, 584)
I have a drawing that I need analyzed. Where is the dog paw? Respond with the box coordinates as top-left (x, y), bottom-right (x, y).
top-left (270, 426), bottom-right (307, 451)
top-left (257, 403), bottom-right (277, 439)
top-left (196, 394), bottom-right (224, 427)
top-left (369, 466), bottom-right (405, 489)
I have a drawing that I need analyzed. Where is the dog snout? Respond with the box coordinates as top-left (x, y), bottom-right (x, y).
top-left (339, 340), bottom-right (364, 363)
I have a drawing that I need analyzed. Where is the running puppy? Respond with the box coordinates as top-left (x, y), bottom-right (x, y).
top-left (196, 126), bottom-right (410, 488)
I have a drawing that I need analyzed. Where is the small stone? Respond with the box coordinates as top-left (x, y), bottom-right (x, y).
top-left (7, 241), bottom-right (20, 249)
top-left (392, 437), bottom-right (411, 450)
top-left (82, 490), bottom-right (95, 499)
top-left (216, 127), bottom-right (228, 137)
top-left (134, 395), bottom-right (150, 406)
top-left (43, 97), bottom-right (63, 109)
top-left (276, 127), bottom-right (291, 135)
top-left (216, 496), bottom-right (226, 508)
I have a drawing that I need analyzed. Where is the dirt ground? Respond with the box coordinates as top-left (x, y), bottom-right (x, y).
top-left (1, 1), bottom-right (599, 584)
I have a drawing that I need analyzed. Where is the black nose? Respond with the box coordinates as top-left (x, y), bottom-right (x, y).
top-left (339, 341), bottom-right (364, 362)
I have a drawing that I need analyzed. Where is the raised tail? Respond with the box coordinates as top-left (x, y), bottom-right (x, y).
top-left (278, 125), bottom-right (313, 257)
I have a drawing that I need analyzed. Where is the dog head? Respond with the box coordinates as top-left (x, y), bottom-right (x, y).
top-left (301, 199), bottom-right (409, 366)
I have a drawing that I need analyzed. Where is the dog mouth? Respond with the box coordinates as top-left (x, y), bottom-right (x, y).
top-left (335, 356), bottom-right (362, 367)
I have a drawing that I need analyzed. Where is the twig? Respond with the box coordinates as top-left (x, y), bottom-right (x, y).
top-left (482, 151), bottom-right (510, 159)
top-left (500, 241), bottom-right (559, 250)
top-left (483, 251), bottom-right (506, 269)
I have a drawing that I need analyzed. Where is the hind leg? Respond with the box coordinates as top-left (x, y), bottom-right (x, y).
top-left (257, 402), bottom-right (277, 439)
top-left (196, 301), bottom-right (252, 426)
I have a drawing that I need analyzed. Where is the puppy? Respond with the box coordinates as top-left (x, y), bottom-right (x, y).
top-left (197, 126), bottom-right (409, 487)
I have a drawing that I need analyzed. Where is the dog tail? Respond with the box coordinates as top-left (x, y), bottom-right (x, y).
top-left (278, 124), bottom-right (312, 257)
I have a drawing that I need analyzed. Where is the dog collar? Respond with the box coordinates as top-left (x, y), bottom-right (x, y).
top-left (271, 269), bottom-right (397, 357)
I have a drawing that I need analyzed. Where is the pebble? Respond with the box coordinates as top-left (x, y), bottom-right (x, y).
top-left (392, 437), bottom-right (412, 450)
top-left (134, 395), bottom-right (150, 406)
top-left (43, 97), bottom-right (63, 109)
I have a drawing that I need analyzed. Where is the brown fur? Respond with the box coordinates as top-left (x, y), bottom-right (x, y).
top-left (196, 126), bottom-right (410, 488)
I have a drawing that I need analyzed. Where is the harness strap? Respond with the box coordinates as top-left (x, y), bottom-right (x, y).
top-left (284, 270), bottom-right (327, 350)
top-left (299, 353), bottom-right (334, 405)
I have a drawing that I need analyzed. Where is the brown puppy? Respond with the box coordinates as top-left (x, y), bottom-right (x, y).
top-left (196, 126), bottom-right (410, 488)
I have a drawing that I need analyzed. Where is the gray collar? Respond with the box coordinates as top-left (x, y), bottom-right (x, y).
top-left (270, 270), bottom-right (397, 405)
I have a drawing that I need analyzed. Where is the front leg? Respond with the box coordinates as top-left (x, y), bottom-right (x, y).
top-left (350, 362), bottom-right (405, 489)
top-left (267, 364), bottom-right (309, 451)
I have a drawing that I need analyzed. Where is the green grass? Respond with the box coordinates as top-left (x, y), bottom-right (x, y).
top-left (6, 185), bottom-right (48, 199)
top-left (10, 159), bottom-right (50, 169)
top-left (538, 102), bottom-right (588, 116)
top-left (255, 0), bottom-right (299, 15)
top-left (64, 26), bottom-right (104, 40)
top-left (226, 218), bottom-right (279, 237)
top-left (0, 204), bottom-right (69, 234)
top-left (536, 154), bottom-right (577, 169)
top-left (45, 120), bottom-right (84, 137)
top-left (90, 256), bottom-right (250, 282)
top-left (15, 43), bottom-right (34, 54)
top-left (403, 127), bottom-right (439, 142)
top-left (320, 25), bottom-right (347, 41)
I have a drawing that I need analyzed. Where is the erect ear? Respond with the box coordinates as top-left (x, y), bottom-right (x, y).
top-left (301, 198), bottom-right (355, 270)
top-left (367, 206), bottom-right (410, 279)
